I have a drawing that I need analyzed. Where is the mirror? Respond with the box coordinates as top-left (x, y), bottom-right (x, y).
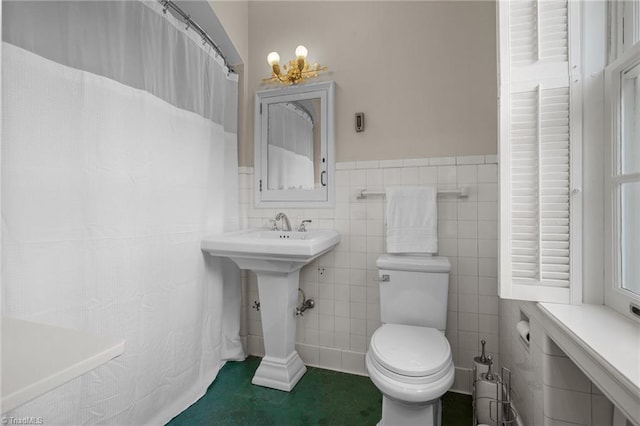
top-left (255, 81), bottom-right (335, 207)
top-left (266, 99), bottom-right (319, 191)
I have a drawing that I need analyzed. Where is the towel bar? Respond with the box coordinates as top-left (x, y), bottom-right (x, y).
top-left (356, 186), bottom-right (469, 199)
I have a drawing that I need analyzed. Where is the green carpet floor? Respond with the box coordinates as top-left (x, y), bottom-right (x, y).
top-left (167, 356), bottom-right (472, 426)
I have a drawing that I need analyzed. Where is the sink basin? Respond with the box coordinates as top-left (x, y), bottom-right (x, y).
top-left (201, 228), bottom-right (340, 271)
top-left (201, 228), bottom-right (340, 391)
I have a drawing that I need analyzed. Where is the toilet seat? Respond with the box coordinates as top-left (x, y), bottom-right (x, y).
top-left (370, 324), bottom-right (451, 377)
top-left (366, 324), bottom-right (455, 404)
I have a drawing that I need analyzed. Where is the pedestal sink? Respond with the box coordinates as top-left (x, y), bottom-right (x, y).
top-left (201, 228), bottom-right (340, 391)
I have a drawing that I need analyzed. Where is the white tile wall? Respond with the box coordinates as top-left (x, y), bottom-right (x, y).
top-left (499, 300), bottom-right (616, 426)
top-left (239, 155), bottom-right (500, 387)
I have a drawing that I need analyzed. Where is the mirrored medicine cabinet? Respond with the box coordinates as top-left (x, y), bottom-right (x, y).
top-left (254, 81), bottom-right (335, 208)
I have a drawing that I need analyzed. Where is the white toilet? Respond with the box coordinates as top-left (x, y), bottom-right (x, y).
top-left (366, 254), bottom-right (455, 426)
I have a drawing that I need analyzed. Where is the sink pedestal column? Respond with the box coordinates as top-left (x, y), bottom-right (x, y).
top-left (252, 269), bottom-right (306, 391)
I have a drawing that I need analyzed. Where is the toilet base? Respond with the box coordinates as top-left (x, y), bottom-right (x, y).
top-left (378, 395), bottom-right (441, 426)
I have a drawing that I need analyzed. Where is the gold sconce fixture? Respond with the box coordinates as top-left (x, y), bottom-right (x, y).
top-left (263, 45), bottom-right (327, 85)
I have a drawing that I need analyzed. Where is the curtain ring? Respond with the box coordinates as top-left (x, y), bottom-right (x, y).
top-left (162, 0), bottom-right (168, 14)
top-left (185, 16), bottom-right (191, 31)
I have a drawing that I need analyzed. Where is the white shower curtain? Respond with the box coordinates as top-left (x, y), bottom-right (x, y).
top-left (268, 144), bottom-right (315, 190)
top-left (1, 1), bottom-right (242, 424)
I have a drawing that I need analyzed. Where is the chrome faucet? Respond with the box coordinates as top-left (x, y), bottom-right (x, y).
top-left (297, 220), bottom-right (312, 232)
top-left (275, 212), bottom-right (291, 231)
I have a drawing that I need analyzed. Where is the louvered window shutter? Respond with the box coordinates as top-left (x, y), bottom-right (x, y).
top-left (498, 0), bottom-right (581, 303)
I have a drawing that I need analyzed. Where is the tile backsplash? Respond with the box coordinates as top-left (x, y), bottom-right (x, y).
top-left (238, 155), bottom-right (499, 393)
top-left (499, 300), bottom-right (615, 426)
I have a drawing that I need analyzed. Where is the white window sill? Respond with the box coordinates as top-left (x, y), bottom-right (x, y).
top-left (1, 317), bottom-right (125, 413)
top-left (537, 303), bottom-right (640, 424)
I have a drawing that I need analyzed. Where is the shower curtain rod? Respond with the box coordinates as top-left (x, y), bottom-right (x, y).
top-left (159, 0), bottom-right (236, 74)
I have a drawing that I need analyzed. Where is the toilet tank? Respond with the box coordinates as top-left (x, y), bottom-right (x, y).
top-left (377, 254), bottom-right (451, 331)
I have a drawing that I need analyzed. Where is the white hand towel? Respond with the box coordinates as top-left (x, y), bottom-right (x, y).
top-left (386, 186), bottom-right (438, 253)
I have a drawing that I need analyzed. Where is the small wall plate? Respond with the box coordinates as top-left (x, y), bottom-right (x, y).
top-left (355, 112), bottom-right (365, 132)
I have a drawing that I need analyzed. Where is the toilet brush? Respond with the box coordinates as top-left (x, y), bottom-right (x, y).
top-left (474, 339), bottom-right (491, 381)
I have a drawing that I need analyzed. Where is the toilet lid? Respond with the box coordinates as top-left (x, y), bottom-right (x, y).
top-left (370, 324), bottom-right (451, 377)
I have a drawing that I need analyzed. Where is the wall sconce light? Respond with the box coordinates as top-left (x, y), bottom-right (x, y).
top-left (263, 45), bottom-right (327, 85)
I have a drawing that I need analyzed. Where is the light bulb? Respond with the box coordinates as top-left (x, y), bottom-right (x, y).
top-left (295, 45), bottom-right (308, 59)
top-left (267, 51), bottom-right (280, 66)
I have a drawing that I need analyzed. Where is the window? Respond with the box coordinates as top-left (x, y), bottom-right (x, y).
top-left (605, 41), bottom-right (640, 320)
top-left (620, 63), bottom-right (640, 294)
top-left (610, 1), bottom-right (640, 60)
top-left (497, 0), bottom-right (582, 303)
top-left (498, 0), bottom-right (639, 309)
